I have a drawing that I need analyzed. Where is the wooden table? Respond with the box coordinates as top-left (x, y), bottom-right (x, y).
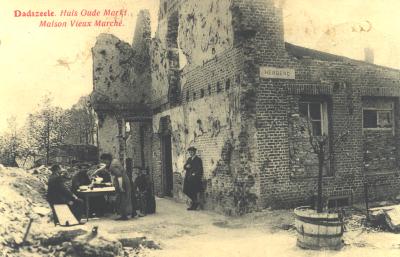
top-left (77, 186), bottom-right (116, 221)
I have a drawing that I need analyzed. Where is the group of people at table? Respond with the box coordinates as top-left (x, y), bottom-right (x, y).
top-left (46, 153), bottom-right (155, 223)
top-left (46, 147), bottom-right (204, 224)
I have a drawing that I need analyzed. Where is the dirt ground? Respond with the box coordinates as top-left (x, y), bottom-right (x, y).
top-left (89, 198), bottom-right (400, 257)
top-left (1, 167), bottom-right (399, 257)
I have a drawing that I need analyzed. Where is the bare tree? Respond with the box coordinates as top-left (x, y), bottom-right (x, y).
top-left (0, 116), bottom-right (21, 166)
top-left (27, 94), bottom-right (70, 164)
top-left (64, 96), bottom-right (96, 145)
top-left (298, 115), bottom-right (351, 213)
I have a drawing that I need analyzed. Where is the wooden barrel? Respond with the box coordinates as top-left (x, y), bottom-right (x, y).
top-left (294, 206), bottom-right (344, 250)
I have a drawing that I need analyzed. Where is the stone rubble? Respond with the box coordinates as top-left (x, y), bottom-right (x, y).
top-left (0, 165), bottom-right (160, 257)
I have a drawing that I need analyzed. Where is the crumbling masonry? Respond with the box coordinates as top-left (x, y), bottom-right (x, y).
top-left (90, 0), bottom-right (400, 215)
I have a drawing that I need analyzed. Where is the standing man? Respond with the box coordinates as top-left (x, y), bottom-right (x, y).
top-left (99, 153), bottom-right (133, 220)
top-left (183, 147), bottom-right (203, 211)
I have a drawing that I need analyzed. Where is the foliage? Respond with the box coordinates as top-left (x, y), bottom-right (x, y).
top-left (0, 93), bottom-right (97, 166)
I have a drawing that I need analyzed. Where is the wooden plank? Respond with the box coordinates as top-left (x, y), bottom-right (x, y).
top-left (385, 205), bottom-right (400, 231)
top-left (53, 204), bottom-right (79, 226)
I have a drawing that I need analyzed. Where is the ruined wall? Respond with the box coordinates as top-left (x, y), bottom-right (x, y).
top-left (92, 11), bottom-right (152, 166)
top-left (178, 0), bottom-right (234, 66)
top-left (97, 114), bottom-right (120, 158)
top-left (151, 1), bottom-right (180, 106)
top-left (150, 37), bottom-right (171, 106)
top-left (92, 10), bottom-right (152, 107)
top-left (125, 122), bottom-right (142, 167)
top-left (221, 0), bottom-right (288, 209)
top-left (152, 89), bottom-right (245, 214)
top-left (131, 10), bottom-right (152, 106)
top-left (151, 0), bottom-right (235, 107)
top-left (125, 121), bottom-right (153, 182)
top-left (150, 42), bottom-right (262, 214)
top-left (215, 0), bottom-right (400, 207)
top-left (92, 34), bottom-right (136, 105)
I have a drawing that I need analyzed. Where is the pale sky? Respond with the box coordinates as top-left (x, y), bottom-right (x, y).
top-left (1, 0), bottom-right (400, 133)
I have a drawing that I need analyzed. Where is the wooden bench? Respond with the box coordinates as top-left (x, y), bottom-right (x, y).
top-left (51, 204), bottom-right (80, 226)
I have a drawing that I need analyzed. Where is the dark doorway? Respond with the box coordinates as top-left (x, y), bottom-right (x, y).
top-left (161, 134), bottom-right (173, 196)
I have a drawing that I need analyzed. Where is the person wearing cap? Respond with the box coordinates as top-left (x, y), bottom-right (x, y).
top-left (46, 164), bottom-right (84, 222)
top-left (183, 147), bottom-right (204, 210)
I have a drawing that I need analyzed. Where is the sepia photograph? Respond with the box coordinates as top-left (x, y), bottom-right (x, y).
top-left (1, 0), bottom-right (400, 256)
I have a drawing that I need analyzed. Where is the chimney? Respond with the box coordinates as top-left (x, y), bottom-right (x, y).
top-left (364, 48), bottom-right (374, 64)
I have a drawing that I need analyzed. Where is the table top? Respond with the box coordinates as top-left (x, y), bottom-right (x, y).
top-left (77, 186), bottom-right (115, 194)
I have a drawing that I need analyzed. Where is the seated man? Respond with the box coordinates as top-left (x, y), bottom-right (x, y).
top-left (71, 166), bottom-right (107, 217)
top-left (46, 164), bottom-right (84, 223)
top-left (71, 167), bottom-right (91, 194)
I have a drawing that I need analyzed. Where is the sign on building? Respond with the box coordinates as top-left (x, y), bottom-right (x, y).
top-left (260, 67), bottom-right (295, 80)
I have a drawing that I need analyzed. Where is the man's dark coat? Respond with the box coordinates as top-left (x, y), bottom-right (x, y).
top-left (46, 173), bottom-right (75, 205)
top-left (183, 155), bottom-right (203, 199)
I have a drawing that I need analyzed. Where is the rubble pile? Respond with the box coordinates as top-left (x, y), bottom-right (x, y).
top-left (0, 165), bottom-right (159, 257)
top-left (369, 205), bottom-right (400, 232)
top-left (32, 228), bottom-right (160, 257)
top-left (27, 165), bottom-right (52, 194)
top-left (33, 228), bottom-right (122, 257)
top-left (0, 167), bottom-right (53, 256)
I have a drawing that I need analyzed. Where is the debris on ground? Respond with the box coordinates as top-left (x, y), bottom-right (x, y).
top-left (369, 205), bottom-right (400, 232)
top-left (0, 167), bottom-right (53, 256)
top-left (119, 237), bottom-right (161, 250)
top-left (0, 165), bottom-right (160, 257)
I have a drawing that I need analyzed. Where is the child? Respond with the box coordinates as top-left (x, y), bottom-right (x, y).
top-left (134, 168), bottom-right (156, 216)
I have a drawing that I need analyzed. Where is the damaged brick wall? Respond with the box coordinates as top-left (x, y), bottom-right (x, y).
top-left (178, 0), bottom-right (234, 66)
top-left (97, 114), bottom-right (120, 159)
top-left (151, 0), bottom-right (235, 107)
top-left (92, 11), bottom-right (152, 161)
top-left (131, 10), bottom-right (152, 106)
top-left (125, 122), bottom-right (142, 168)
top-left (92, 34), bottom-right (136, 105)
top-left (93, 0), bottom-right (400, 212)
top-left (226, 0), bottom-right (400, 207)
top-left (230, 0), bottom-right (288, 209)
top-left (92, 11), bottom-right (151, 106)
top-left (148, 0), bottom-right (261, 215)
top-left (150, 43), bottom-right (260, 214)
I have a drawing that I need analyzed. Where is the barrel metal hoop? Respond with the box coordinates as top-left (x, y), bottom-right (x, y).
top-left (294, 213), bottom-right (340, 222)
top-left (295, 216), bottom-right (343, 227)
top-left (296, 228), bottom-right (344, 238)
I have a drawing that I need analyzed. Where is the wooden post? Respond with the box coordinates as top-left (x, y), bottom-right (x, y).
top-left (317, 149), bottom-right (324, 213)
top-left (22, 218), bottom-right (33, 246)
top-left (364, 182), bottom-right (370, 221)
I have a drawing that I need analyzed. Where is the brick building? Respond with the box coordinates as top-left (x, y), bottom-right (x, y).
top-left (90, 0), bottom-right (400, 215)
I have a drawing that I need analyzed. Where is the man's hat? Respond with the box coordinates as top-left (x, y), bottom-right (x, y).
top-left (50, 164), bottom-right (61, 173)
top-left (187, 146), bottom-right (197, 152)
